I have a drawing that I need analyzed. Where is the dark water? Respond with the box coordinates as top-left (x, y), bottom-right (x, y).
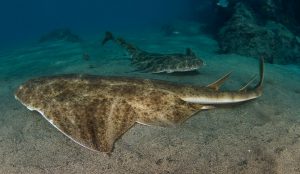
top-left (0, 0), bottom-right (204, 49)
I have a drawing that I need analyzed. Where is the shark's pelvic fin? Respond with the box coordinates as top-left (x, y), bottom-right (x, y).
top-left (207, 71), bottom-right (232, 91)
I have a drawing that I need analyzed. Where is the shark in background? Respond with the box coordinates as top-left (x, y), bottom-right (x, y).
top-left (102, 32), bottom-right (204, 73)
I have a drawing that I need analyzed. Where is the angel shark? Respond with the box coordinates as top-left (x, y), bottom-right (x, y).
top-left (15, 58), bottom-right (264, 153)
top-left (102, 32), bottom-right (204, 73)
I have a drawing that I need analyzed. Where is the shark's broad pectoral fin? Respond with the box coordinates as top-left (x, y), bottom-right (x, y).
top-left (207, 71), bottom-right (232, 91)
top-left (30, 98), bottom-right (137, 153)
top-left (136, 95), bottom-right (214, 127)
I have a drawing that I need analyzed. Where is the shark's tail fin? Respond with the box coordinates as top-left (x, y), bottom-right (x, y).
top-left (102, 31), bottom-right (114, 45)
top-left (254, 56), bottom-right (264, 90)
top-left (239, 56), bottom-right (264, 92)
top-left (239, 57), bottom-right (264, 92)
top-left (102, 31), bottom-right (140, 57)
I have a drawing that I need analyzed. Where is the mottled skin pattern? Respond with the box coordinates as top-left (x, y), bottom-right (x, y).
top-left (15, 58), bottom-right (264, 153)
top-left (15, 75), bottom-right (205, 152)
top-left (102, 32), bottom-right (204, 73)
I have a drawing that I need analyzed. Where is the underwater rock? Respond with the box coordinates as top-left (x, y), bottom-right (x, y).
top-left (257, 0), bottom-right (300, 34)
top-left (201, 0), bottom-right (300, 37)
top-left (39, 28), bottom-right (82, 43)
top-left (216, 0), bottom-right (229, 8)
top-left (259, 0), bottom-right (278, 20)
top-left (218, 2), bottom-right (300, 64)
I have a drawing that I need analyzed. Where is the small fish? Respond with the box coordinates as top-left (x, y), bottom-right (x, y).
top-left (15, 58), bottom-right (264, 153)
top-left (102, 32), bottom-right (204, 73)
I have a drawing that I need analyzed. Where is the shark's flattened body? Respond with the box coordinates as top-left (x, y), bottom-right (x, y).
top-left (15, 75), bottom-right (205, 152)
top-left (102, 32), bottom-right (204, 73)
top-left (15, 58), bottom-right (264, 153)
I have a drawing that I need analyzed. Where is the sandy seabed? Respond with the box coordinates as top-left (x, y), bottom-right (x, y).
top-left (0, 32), bottom-right (300, 174)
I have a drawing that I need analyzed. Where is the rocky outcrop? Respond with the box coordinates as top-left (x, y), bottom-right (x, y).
top-left (218, 2), bottom-right (300, 64)
top-left (258, 0), bottom-right (300, 34)
top-left (39, 28), bottom-right (82, 43)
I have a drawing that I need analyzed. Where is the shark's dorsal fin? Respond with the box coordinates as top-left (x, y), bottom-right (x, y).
top-left (186, 48), bottom-right (196, 57)
top-left (207, 71), bottom-right (232, 90)
top-left (239, 75), bottom-right (257, 91)
top-left (240, 57), bottom-right (264, 91)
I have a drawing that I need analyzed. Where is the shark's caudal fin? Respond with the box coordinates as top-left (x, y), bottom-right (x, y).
top-left (102, 31), bottom-right (114, 45)
top-left (102, 31), bottom-right (140, 56)
top-left (239, 56), bottom-right (264, 94)
top-left (255, 56), bottom-right (264, 90)
top-left (208, 57), bottom-right (264, 92)
top-left (244, 56), bottom-right (264, 92)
